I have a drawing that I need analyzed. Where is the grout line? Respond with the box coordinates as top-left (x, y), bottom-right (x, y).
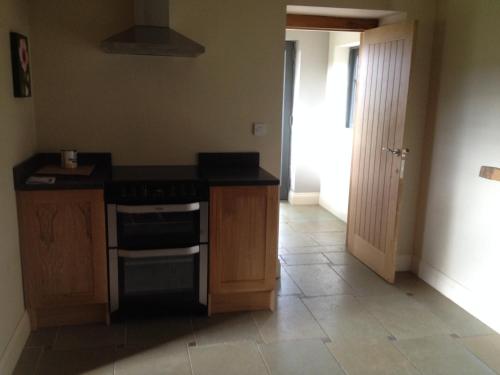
top-left (255, 341), bottom-right (272, 375)
top-left (459, 340), bottom-right (498, 374)
top-left (297, 295), bottom-right (330, 341)
top-left (33, 346), bottom-right (44, 375)
top-left (186, 340), bottom-right (195, 375)
top-left (250, 311), bottom-right (266, 345)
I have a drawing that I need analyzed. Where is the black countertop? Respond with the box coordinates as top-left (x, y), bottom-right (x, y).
top-left (14, 153), bottom-right (112, 191)
top-left (14, 153), bottom-right (279, 191)
top-left (112, 165), bottom-right (279, 186)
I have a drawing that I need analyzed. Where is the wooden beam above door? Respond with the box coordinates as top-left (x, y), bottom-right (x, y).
top-left (286, 14), bottom-right (379, 32)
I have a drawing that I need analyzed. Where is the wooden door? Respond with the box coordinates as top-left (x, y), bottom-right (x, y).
top-left (347, 22), bottom-right (415, 283)
top-left (17, 190), bottom-right (108, 308)
top-left (210, 186), bottom-right (279, 294)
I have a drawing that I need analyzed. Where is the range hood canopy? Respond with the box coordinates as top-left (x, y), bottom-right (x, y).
top-left (101, 0), bottom-right (205, 57)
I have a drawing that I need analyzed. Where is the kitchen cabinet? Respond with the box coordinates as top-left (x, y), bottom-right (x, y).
top-left (17, 189), bottom-right (108, 329)
top-left (209, 185), bottom-right (279, 314)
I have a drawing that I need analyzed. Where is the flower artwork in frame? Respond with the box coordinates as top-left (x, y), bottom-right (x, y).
top-left (10, 32), bottom-right (31, 98)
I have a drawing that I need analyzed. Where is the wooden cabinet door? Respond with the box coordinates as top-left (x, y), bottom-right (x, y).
top-left (210, 186), bottom-right (279, 294)
top-left (17, 190), bottom-right (107, 308)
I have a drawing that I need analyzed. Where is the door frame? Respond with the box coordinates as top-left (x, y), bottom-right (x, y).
top-left (280, 14), bottom-right (379, 203)
top-left (280, 41), bottom-right (296, 201)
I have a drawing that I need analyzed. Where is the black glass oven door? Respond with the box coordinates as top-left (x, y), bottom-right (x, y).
top-left (116, 203), bottom-right (200, 249)
top-left (118, 248), bottom-right (200, 315)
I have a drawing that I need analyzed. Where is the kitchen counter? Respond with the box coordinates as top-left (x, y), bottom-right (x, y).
top-left (14, 153), bottom-right (279, 191)
top-left (201, 167), bottom-right (279, 186)
top-left (13, 153), bottom-right (112, 191)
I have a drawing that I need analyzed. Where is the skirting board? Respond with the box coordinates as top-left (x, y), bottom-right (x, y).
top-left (318, 197), bottom-right (348, 223)
top-left (0, 311), bottom-right (30, 374)
top-left (416, 258), bottom-right (500, 333)
top-left (288, 192), bottom-right (320, 205)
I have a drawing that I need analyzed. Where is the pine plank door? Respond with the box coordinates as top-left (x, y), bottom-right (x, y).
top-left (347, 22), bottom-right (415, 283)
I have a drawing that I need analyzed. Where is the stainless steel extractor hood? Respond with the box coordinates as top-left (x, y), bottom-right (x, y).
top-left (101, 0), bottom-right (205, 57)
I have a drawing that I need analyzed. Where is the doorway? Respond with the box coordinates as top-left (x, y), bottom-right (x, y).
top-left (280, 10), bottom-right (415, 283)
top-left (281, 28), bottom-right (361, 218)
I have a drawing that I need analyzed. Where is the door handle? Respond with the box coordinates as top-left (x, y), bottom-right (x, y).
top-left (382, 147), bottom-right (410, 158)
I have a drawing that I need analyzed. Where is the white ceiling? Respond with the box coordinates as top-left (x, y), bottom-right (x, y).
top-left (286, 5), bottom-right (400, 19)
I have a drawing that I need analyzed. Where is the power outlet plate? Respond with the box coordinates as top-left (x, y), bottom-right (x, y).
top-left (253, 123), bottom-right (267, 137)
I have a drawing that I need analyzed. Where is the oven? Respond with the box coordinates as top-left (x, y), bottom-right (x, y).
top-left (106, 182), bottom-right (209, 317)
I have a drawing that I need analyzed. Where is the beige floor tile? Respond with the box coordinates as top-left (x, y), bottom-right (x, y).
top-left (25, 327), bottom-right (58, 348)
top-left (126, 317), bottom-right (194, 348)
top-left (396, 335), bottom-right (495, 374)
top-left (189, 342), bottom-right (268, 375)
top-left (115, 344), bottom-right (191, 375)
top-left (279, 232), bottom-right (319, 247)
top-left (460, 334), bottom-right (500, 373)
top-left (324, 252), bottom-right (360, 265)
top-left (310, 231), bottom-right (347, 246)
top-left (303, 295), bottom-right (391, 345)
top-left (253, 296), bottom-right (326, 343)
top-left (193, 313), bottom-right (261, 346)
top-left (260, 339), bottom-right (344, 375)
top-left (276, 267), bottom-right (302, 296)
top-left (284, 245), bottom-right (332, 254)
top-left (334, 263), bottom-right (403, 296)
top-left (358, 294), bottom-right (451, 340)
top-left (395, 274), bottom-right (494, 337)
top-left (12, 347), bottom-right (43, 375)
top-left (285, 264), bottom-right (353, 297)
top-left (37, 348), bottom-right (116, 375)
top-left (278, 223), bottom-right (296, 235)
top-left (281, 253), bottom-right (329, 265)
top-left (54, 324), bottom-right (125, 349)
top-left (288, 220), bottom-right (346, 233)
top-left (322, 245), bottom-right (347, 252)
top-left (328, 341), bottom-right (419, 375)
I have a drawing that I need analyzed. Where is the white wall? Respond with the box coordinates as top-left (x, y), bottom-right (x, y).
top-left (319, 31), bottom-right (360, 222)
top-left (0, 0), bottom-right (36, 370)
top-left (416, 0), bottom-right (500, 332)
top-left (285, 29), bottom-right (330, 194)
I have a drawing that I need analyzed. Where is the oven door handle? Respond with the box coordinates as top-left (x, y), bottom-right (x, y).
top-left (117, 246), bottom-right (200, 259)
top-left (116, 203), bottom-right (200, 214)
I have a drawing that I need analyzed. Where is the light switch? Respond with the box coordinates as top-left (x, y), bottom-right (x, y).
top-left (253, 123), bottom-right (267, 137)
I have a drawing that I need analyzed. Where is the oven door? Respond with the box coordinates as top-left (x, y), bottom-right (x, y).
top-left (116, 203), bottom-right (200, 250)
top-left (109, 245), bottom-right (208, 316)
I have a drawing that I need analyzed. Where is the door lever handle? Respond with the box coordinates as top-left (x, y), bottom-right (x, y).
top-left (382, 147), bottom-right (410, 158)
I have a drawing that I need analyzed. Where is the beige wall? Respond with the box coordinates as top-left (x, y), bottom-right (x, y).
top-left (416, 0), bottom-right (500, 332)
top-left (0, 0), bottom-right (36, 361)
top-left (29, 0), bottom-right (286, 176)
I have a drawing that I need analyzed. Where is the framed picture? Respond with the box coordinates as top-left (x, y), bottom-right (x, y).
top-left (10, 32), bottom-right (31, 98)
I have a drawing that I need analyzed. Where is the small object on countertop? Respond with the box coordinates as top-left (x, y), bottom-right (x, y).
top-left (36, 164), bottom-right (95, 176)
top-left (26, 176), bottom-right (56, 185)
top-left (479, 166), bottom-right (500, 182)
top-left (61, 149), bottom-right (78, 169)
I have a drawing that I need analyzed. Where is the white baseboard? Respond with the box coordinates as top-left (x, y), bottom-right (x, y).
top-left (318, 197), bottom-right (348, 223)
top-left (396, 255), bottom-right (413, 271)
top-left (0, 311), bottom-right (30, 375)
top-left (288, 192), bottom-right (320, 206)
top-left (417, 259), bottom-right (500, 333)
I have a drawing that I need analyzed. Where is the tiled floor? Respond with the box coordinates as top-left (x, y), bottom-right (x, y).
top-left (14, 204), bottom-right (499, 374)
